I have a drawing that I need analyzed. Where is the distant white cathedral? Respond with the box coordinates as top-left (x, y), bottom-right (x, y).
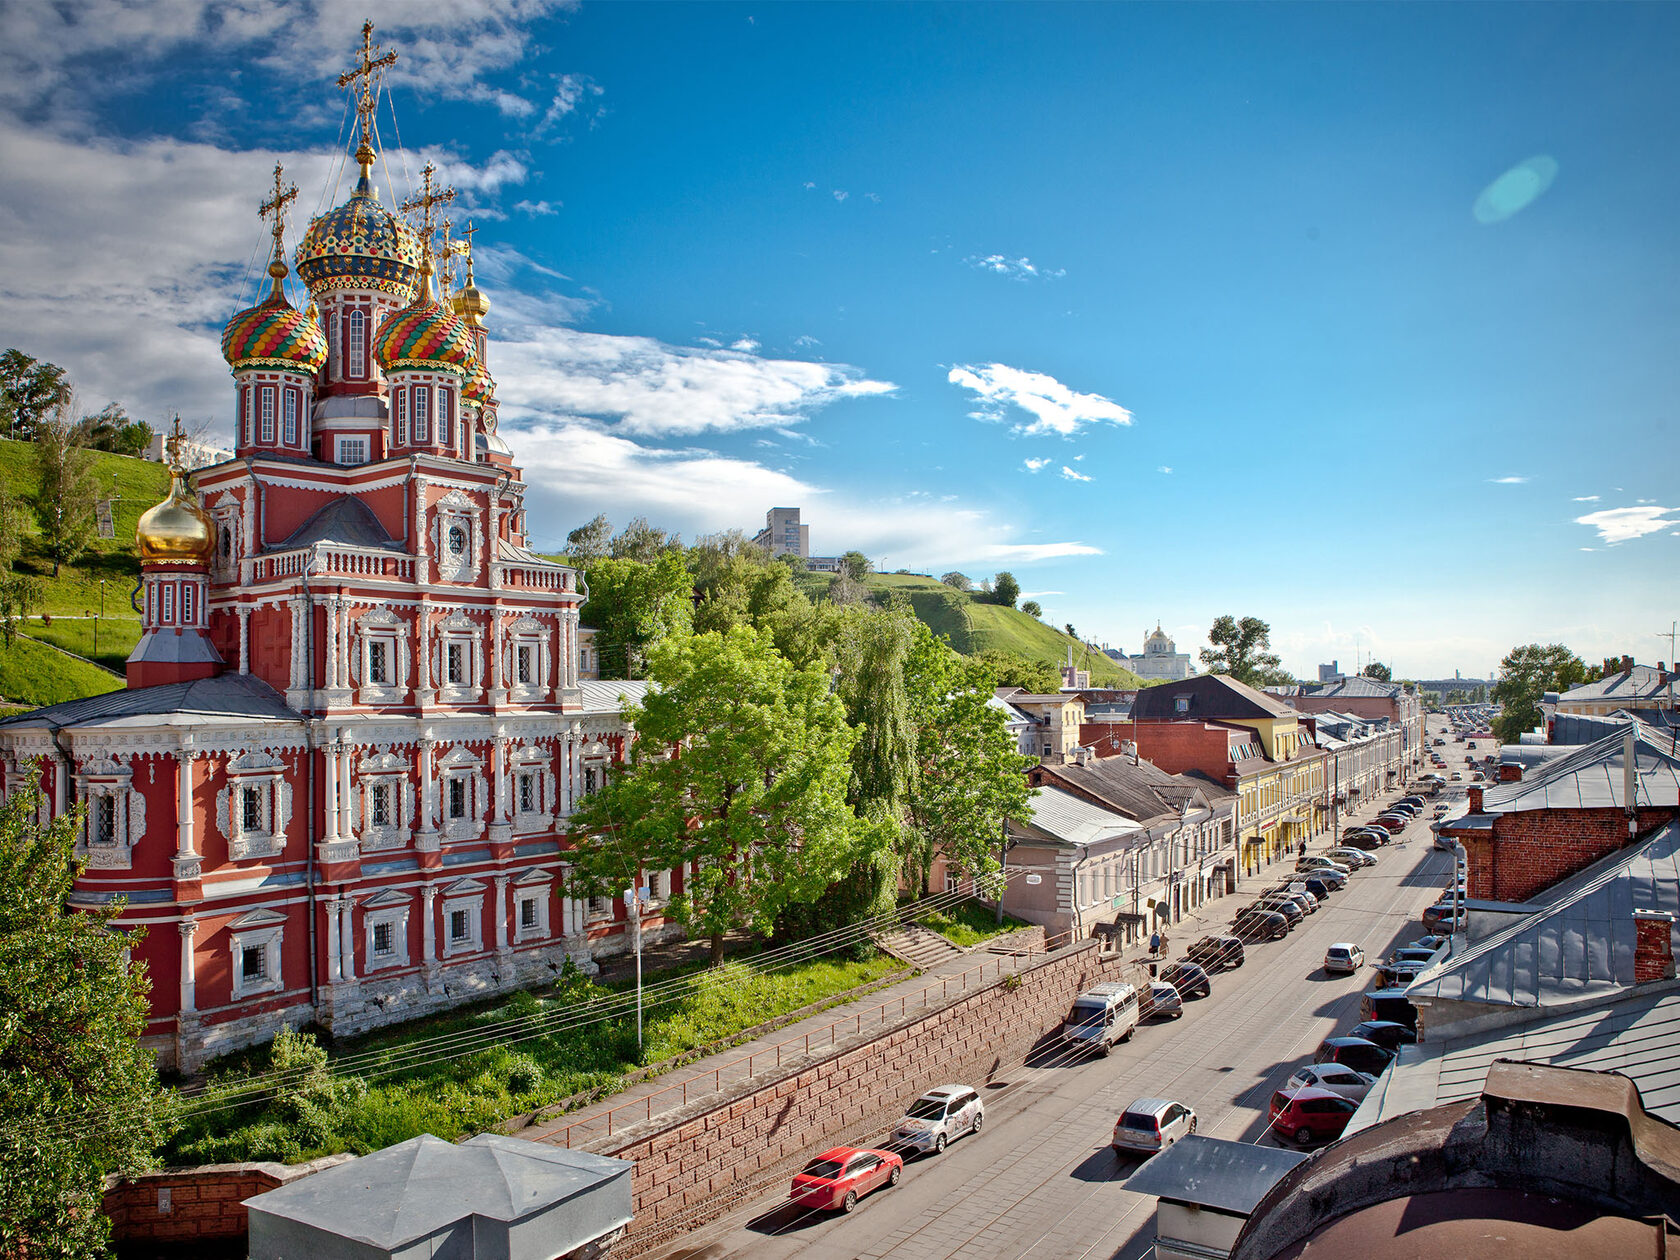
top-left (1109, 624), bottom-right (1195, 681)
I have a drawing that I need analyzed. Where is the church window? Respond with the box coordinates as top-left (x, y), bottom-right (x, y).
top-left (94, 795), bottom-right (116, 846)
top-left (180, 583), bottom-right (194, 625)
top-left (327, 310), bottom-right (340, 377)
top-left (518, 772), bottom-right (537, 814)
top-left (448, 777), bottom-right (467, 819)
top-left (241, 785), bottom-right (264, 832)
top-left (587, 896), bottom-right (609, 920)
top-left (283, 387), bottom-right (298, 446)
top-left (337, 437), bottom-right (368, 466)
top-left (447, 523), bottom-right (467, 556)
top-left (449, 908), bottom-right (470, 943)
top-left (259, 386), bottom-right (275, 443)
top-left (583, 766), bottom-right (600, 796)
top-left (368, 641), bottom-right (389, 685)
top-left (241, 386), bottom-right (254, 445)
top-left (347, 309), bottom-right (366, 378)
top-left (371, 920), bottom-right (394, 958)
top-left (413, 386), bottom-right (430, 442)
top-left (446, 642), bottom-right (466, 685)
top-left (439, 387), bottom-right (453, 449)
top-left (394, 388), bottom-right (408, 446)
top-left (371, 782), bottom-right (393, 828)
top-left (219, 526), bottom-right (232, 559)
top-left (241, 945), bottom-right (266, 983)
top-left (516, 644), bottom-right (534, 685)
top-left (161, 584), bottom-right (175, 624)
top-left (520, 897), bottom-right (538, 931)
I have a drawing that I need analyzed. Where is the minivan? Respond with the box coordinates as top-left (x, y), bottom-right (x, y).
top-left (1360, 990), bottom-right (1417, 1028)
top-left (1112, 1098), bottom-right (1197, 1155)
top-left (1060, 982), bottom-right (1139, 1056)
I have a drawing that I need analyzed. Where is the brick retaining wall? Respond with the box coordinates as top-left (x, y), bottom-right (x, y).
top-left (102, 1155), bottom-right (352, 1244)
top-left (583, 939), bottom-right (1138, 1254)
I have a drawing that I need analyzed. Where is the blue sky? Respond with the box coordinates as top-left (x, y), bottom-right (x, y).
top-left (0, 1), bottom-right (1675, 678)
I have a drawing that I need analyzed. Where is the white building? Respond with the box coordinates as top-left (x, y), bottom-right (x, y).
top-left (1113, 624), bottom-right (1195, 681)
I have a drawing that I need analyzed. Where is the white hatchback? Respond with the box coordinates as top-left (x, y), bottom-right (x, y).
top-left (1286, 1063), bottom-right (1377, 1102)
top-left (1324, 942), bottom-right (1365, 975)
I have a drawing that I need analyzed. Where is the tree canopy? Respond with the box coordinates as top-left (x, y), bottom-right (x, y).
top-left (1493, 643), bottom-right (1589, 742)
top-left (1198, 615), bottom-right (1292, 687)
top-left (1020, 600), bottom-right (1042, 619)
top-left (30, 397), bottom-right (98, 577)
top-left (0, 781), bottom-right (173, 1257)
top-left (940, 571), bottom-right (972, 592)
top-left (565, 513), bottom-right (612, 564)
top-left (1361, 661), bottom-right (1393, 682)
top-left (566, 627), bottom-right (865, 963)
top-left (578, 552), bottom-right (694, 680)
top-left (0, 349), bottom-right (71, 442)
top-left (990, 570), bottom-right (1020, 608)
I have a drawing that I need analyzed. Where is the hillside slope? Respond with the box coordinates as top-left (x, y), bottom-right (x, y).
top-left (807, 572), bottom-right (1145, 688)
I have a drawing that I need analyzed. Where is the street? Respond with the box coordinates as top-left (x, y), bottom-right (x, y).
top-left (651, 768), bottom-right (1458, 1260)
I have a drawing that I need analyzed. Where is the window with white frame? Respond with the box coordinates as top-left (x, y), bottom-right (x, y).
top-left (945, 870), bottom-right (962, 894)
top-left (517, 771), bottom-right (537, 814)
top-left (357, 751), bottom-right (411, 852)
top-left (441, 881), bottom-right (484, 955)
top-left (241, 385), bottom-right (254, 445)
top-left (161, 584), bottom-right (175, 624)
top-left (439, 386), bottom-right (453, 448)
top-left (283, 387), bottom-right (298, 446)
top-left (347, 308), bottom-right (366, 379)
top-left (431, 493), bottom-right (480, 584)
top-left (337, 436), bottom-right (368, 466)
top-left (505, 616), bottom-right (550, 701)
top-left (354, 608), bottom-right (408, 705)
top-left (413, 385), bottom-right (430, 442)
top-left (327, 310), bottom-right (340, 378)
top-left (76, 759), bottom-right (143, 870)
top-left (648, 869), bottom-right (672, 904)
top-left (361, 891), bottom-right (411, 971)
top-left (393, 388), bottom-right (408, 447)
top-left (446, 642), bottom-right (466, 684)
top-left (259, 385), bottom-right (275, 443)
top-left (437, 748), bottom-right (485, 841)
top-left (228, 909), bottom-right (286, 999)
top-left (586, 895), bottom-right (610, 921)
top-left (220, 750), bottom-right (290, 862)
top-left (434, 611), bottom-right (482, 699)
top-left (514, 871), bottom-right (552, 942)
top-left (510, 747), bottom-right (552, 832)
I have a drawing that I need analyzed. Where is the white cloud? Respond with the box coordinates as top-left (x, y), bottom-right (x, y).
top-left (730, 337), bottom-right (761, 354)
top-left (493, 325), bottom-right (895, 437)
top-left (832, 190), bottom-right (849, 202)
top-left (1023, 457), bottom-right (1051, 472)
top-left (965, 254), bottom-right (1065, 281)
top-left (513, 199), bottom-right (560, 217)
top-left (865, 192), bottom-right (881, 203)
top-left (1572, 494), bottom-right (1600, 502)
top-left (1574, 505), bottom-right (1679, 544)
top-left (1487, 475), bottom-right (1529, 485)
top-left (802, 181), bottom-right (816, 190)
top-left (947, 362), bottom-right (1133, 437)
top-left (1157, 465), bottom-right (1173, 474)
top-left (1060, 466), bottom-right (1092, 482)
top-left (531, 72), bottom-right (605, 138)
top-left (792, 334), bottom-right (821, 348)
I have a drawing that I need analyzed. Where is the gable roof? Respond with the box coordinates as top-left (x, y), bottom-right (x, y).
top-left (1034, 756), bottom-right (1231, 824)
top-left (1129, 674), bottom-right (1295, 722)
top-left (0, 673), bottom-right (299, 732)
top-left (1406, 818), bottom-right (1680, 1012)
top-left (1561, 664), bottom-right (1678, 705)
top-left (1300, 675), bottom-right (1403, 700)
top-left (1010, 785), bottom-right (1144, 849)
top-left (272, 494), bottom-right (401, 551)
top-left (1478, 721), bottom-right (1680, 813)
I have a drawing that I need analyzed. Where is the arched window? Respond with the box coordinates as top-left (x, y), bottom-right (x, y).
top-left (326, 310), bottom-right (340, 378)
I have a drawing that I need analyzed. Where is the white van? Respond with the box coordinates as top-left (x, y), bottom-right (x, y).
top-left (1060, 981), bottom-right (1139, 1057)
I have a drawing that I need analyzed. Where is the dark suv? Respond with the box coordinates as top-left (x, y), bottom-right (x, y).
top-left (1186, 934), bottom-right (1245, 971)
top-left (1232, 909), bottom-right (1289, 941)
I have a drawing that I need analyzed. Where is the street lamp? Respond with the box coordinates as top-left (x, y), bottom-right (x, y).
top-left (96, 579), bottom-right (106, 656)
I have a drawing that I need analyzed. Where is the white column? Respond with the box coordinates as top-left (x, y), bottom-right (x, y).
top-left (493, 737), bottom-right (510, 824)
top-left (336, 599), bottom-right (351, 691)
top-left (178, 919), bottom-right (198, 1012)
top-left (322, 742), bottom-right (339, 841)
top-left (418, 736), bottom-right (437, 830)
top-left (339, 740), bottom-right (355, 842)
top-left (339, 896), bottom-right (356, 982)
top-left (237, 604), bottom-right (251, 674)
top-left (324, 896), bottom-right (342, 983)
top-left (493, 875), bottom-right (509, 953)
top-left (289, 598), bottom-right (304, 690)
top-left (415, 602), bottom-right (431, 692)
top-left (174, 749), bottom-right (196, 860)
top-left (421, 886), bottom-right (437, 961)
top-left (490, 612), bottom-right (504, 695)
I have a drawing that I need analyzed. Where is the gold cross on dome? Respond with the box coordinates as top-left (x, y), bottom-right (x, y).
top-left (437, 218), bottom-right (456, 296)
top-left (165, 415), bottom-right (186, 472)
top-left (457, 219), bottom-right (479, 285)
top-left (258, 162), bottom-right (298, 256)
top-left (400, 161), bottom-right (455, 247)
top-left (337, 20), bottom-right (398, 161)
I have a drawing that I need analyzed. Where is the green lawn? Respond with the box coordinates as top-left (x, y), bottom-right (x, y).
top-left (0, 633), bottom-right (124, 707)
top-left (20, 616), bottom-right (141, 673)
top-left (914, 899), bottom-right (1032, 948)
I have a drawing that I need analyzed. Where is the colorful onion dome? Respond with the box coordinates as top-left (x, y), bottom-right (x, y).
top-left (221, 266), bottom-right (328, 374)
top-left (136, 471), bottom-right (215, 567)
top-left (462, 356), bottom-right (496, 405)
top-left (372, 298), bottom-right (477, 375)
top-left (295, 171), bottom-right (424, 298)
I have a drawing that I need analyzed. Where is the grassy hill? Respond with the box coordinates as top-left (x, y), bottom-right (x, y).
top-left (0, 436), bottom-right (162, 701)
top-left (804, 571), bottom-right (1146, 688)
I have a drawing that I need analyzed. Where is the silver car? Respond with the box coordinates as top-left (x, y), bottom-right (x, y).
top-left (1112, 1097), bottom-right (1197, 1155)
top-left (1286, 1063), bottom-right (1377, 1102)
top-left (891, 1084), bottom-right (984, 1155)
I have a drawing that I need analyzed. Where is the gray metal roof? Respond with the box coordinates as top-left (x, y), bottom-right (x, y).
top-left (1407, 818), bottom-right (1680, 1010)
top-left (272, 494), bottom-right (403, 551)
top-left (1301, 675), bottom-right (1403, 699)
top-left (576, 679), bottom-right (649, 714)
top-left (0, 673), bottom-right (298, 731)
top-left (245, 1132), bottom-right (632, 1259)
top-left (1349, 986), bottom-right (1680, 1135)
top-left (1123, 1134), bottom-right (1308, 1214)
top-left (1130, 673), bottom-right (1296, 721)
top-left (1012, 785), bottom-right (1143, 849)
top-left (1560, 665), bottom-right (1678, 704)
top-left (1478, 721), bottom-right (1680, 813)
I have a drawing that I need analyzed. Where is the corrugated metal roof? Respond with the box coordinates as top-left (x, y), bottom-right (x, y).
top-left (1407, 818), bottom-right (1680, 1010)
top-left (576, 680), bottom-right (648, 713)
top-left (1479, 721), bottom-right (1680, 812)
top-left (1014, 785), bottom-right (1143, 849)
top-left (1302, 676), bottom-right (1403, 699)
top-left (1560, 665), bottom-right (1677, 704)
top-left (1350, 986), bottom-right (1680, 1134)
top-left (271, 495), bottom-right (402, 551)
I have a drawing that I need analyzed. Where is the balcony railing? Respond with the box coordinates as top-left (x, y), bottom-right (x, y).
top-left (250, 545), bottom-right (416, 584)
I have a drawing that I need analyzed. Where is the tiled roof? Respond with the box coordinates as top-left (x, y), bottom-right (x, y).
top-left (1406, 818), bottom-right (1680, 1011)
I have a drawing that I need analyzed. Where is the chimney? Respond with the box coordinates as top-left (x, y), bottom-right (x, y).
top-left (1499, 762), bottom-right (1522, 782)
top-left (1468, 785), bottom-right (1484, 812)
top-left (1632, 909), bottom-right (1675, 983)
top-left (1120, 739), bottom-right (1137, 762)
top-left (1622, 654), bottom-right (1634, 674)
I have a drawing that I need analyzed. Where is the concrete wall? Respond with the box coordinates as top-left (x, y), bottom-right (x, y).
top-left (584, 940), bottom-right (1142, 1255)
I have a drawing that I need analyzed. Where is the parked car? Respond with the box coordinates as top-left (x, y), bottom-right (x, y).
top-left (1346, 1019), bottom-right (1418, 1053)
top-left (1373, 815), bottom-right (1408, 833)
top-left (1406, 935), bottom-right (1450, 953)
top-left (1285, 1063), bottom-right (1377, 1102)
top-left (1422, 901), bottom-right (1468, 932)
top-left (1139, 980), bottom-right (1184, 1020)
top-left (1372, 962), bottom-right (1424, 989)
top-left (1186, 934), bottom-right (1245, 970)
top-left (1233, 909), bottom-right (1290, 941)
top-left (1360, 990), bottom-right (1418, 1028)
top-left (789, 1146), bottom-right (903, 1212)
top-left (891, 1084), bottom-right (984, 1155)
top-left (1300, 875), bottom-right (1341, 900)
top-left (1060, 982), bottom-right (1139, 1056)
top-left (1388, 946), bottom-right (1441, 968)
top-left (1398, 795), bottom-right (1427, 809)
top-left (1296, 855), bottom-right (1350, 875)
top-left (1450, 772), bottom-right (1463, 781)
top-left (1314, 1036), bottom-right (1396, 1077)
top-left (1159, 961), bottom-right (1212, 998)
top-left (1339, 831), bottom-right (1385, 852)
top-left (1323, 942), bottom-right (1365, 975)
top-left (1386, 803), bottom-right (1420, 818)
top-left (1269, 1086), bottom-right (1360, 1145)
top-left (1433, 831), bottom-right (1458, 851)
top-left (1251, 897), bottom-right (1305, 925)
top-left (1328, 847), bottom-right (1376, 868)
top-left (1267, 891), bottom-right (1317, 917)
top-left (1112, 1098), bottom-right (1197, 1155)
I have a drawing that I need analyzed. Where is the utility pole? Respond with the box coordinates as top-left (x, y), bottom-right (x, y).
top-left (1658, 621), bottom-right (1678, 666)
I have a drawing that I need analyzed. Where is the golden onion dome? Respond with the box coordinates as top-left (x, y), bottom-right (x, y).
top-left (136, 471), bottom-right (216, 566)
top-left (452, 281), bottom-right (490, 325)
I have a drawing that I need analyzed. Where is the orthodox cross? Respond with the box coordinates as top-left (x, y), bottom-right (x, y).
top-left (400, 162), bottom-right (455, 273)
top-left (437, 218), bottom-right (457, 297)
top-left (338, 20), bottom-right (398, 160)
top-left (165, 416), bottom-right (187, 472)
top-left (457, 219), bottom-right (479, 286)
top-left (257, 162), bottom-right (298, 269)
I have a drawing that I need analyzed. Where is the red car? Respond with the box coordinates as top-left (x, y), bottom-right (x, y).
top-left (1372, 815), bottom-right (1407, 833)
top-left (789, 1146), bottom-right (903, 1213)
top-left (1269, 1085), bottom-right (1359, 1145)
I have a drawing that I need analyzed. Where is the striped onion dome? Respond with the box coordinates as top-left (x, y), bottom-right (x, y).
top-left (462, 356), bottom-right (496, 405)
top-left (372, 299), bottom-right (477, 376)
top-left (220, 281), bottom-right (328, 374)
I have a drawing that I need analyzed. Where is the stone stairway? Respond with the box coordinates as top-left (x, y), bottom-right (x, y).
top-left (873, 922), bottom-right (966, 970)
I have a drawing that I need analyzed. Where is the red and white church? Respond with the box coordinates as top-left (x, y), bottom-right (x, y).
top-left (0, 30), bottom-right (678, 1072)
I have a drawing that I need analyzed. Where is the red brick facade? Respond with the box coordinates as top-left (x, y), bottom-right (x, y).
top-left (103, 1156), bottom-right (351, 1244)
top-left (1458, 807), bottom-right (1674, 904)
top-left (1633, 911), bottom-right (1676, 983)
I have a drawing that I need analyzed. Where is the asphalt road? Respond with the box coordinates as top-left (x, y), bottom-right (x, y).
top-left (653, 742), bottom-right (1461, 1260)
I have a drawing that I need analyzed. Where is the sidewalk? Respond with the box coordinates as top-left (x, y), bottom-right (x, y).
top-left (519, 936), bottom-right (1051, 1150)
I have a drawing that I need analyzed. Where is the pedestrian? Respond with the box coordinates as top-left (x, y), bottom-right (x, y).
top-left (1149, 931), bottom-right (1161, 957)
top-left (1298, 839), bottom-right (1307, 858)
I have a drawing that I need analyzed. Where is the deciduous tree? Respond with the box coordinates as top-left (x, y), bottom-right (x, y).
top-left (0, 779), bottom-right (173, 1258)
top-left (0, 349), bottom-right (70, 441)
top-left (567, 627), bottom-right (866, 964)
top-left (31, 397), bottom-right (98, 577)
top-left (1198, 615), bottom-right (1291, 687)
top-left (1020, 600), bottom-right (1042, 619)
top-left (1361, 661), bottom-right (1393, 682)
top-left (840, 550), bottom-right (872, 582)
top-left (565, 513), bottom-right (612, 564)
top-left (1492, 643), bottom-right (1588, 742)
top-left (578, 552), bottom-right (694, 679)
top-left (609, 515), bottom-right (679, 563)
top-left (940, 571), bottom-right (971, 592)
top-left (990, 571), bottom-right (1020, 609)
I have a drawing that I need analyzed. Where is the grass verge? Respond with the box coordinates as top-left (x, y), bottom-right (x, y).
top-left (913, 899), bottom-right (1032, 948)
top-left (0, 633), bottom-right (123, 707)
